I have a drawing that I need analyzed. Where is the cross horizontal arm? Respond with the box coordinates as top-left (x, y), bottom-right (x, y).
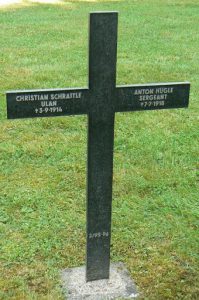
top-left (6, 87), bottom-right (89, 119)
top-left (115, 82), bottom-right (190, 112)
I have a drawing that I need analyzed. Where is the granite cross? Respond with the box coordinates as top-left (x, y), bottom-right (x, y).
top-left (6, 12), bottom-right (190, 282)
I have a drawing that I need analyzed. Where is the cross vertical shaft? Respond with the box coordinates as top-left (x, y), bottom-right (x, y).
top-left (86, 12), bottom-right (118, 281)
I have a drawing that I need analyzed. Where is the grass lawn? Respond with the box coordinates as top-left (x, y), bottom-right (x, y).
top-left (0, 0), bottom-right (198, 299)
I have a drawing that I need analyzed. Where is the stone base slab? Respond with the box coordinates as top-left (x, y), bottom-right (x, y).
top-left (61, 262), bottom-right (139, 299)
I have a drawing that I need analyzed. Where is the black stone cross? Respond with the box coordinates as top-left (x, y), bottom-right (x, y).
top-left (6, 12), bottom-right (190, 282)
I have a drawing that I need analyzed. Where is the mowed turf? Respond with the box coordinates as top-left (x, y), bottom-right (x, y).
top-left (0, 1), bottom-right (198, 299)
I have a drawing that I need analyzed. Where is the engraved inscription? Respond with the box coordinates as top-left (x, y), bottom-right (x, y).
top-left (50, 92), bottom-right (82, 100)
top-left (16, 94), bottom-right (49, 101)
top-left (88, 232), bottom-right (109, 239)
top-left (16, 92), bottom-right (82, 102)
top-left (35, 107), bottom-right (63, 114)
top-left (35, 100), bottom-right (63, 114)
top-left (13, 92), bottom-right (82, 116)
top-left (134, 87), bottom-right (174, 108)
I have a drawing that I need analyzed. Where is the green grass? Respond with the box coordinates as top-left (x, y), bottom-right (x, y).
top-left (0, 0), bottom-right (198, 299)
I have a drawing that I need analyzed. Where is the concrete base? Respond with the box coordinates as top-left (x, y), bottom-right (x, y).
top-left (61, 262), bottom-right (138, 299)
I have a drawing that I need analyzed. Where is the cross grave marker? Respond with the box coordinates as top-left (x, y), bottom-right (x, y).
top-left (6, 12), bottom-right (190, 283)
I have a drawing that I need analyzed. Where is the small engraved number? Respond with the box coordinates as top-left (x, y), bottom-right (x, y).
top-left (88, 232), bottom-right (109, 239)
